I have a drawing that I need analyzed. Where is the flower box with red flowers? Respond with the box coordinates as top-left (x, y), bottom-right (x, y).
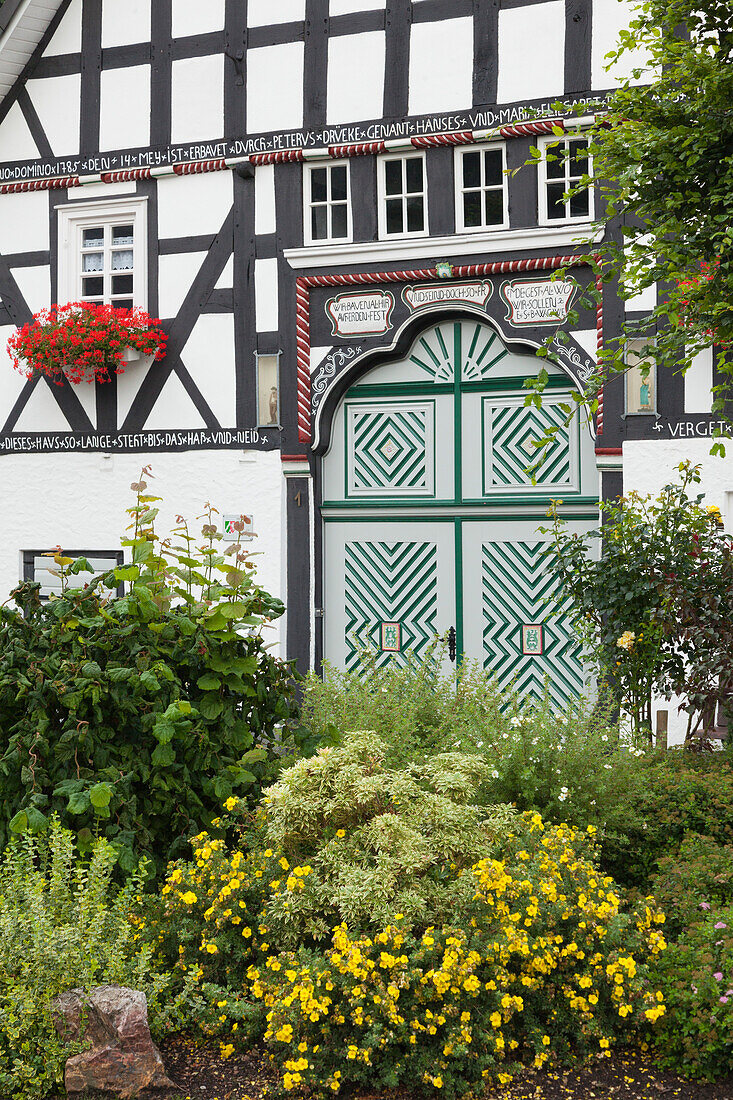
top-left (6, 302), bottom-right (168, 385)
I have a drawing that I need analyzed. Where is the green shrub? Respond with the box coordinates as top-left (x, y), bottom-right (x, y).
top-left (601, 754), bottom-right (733, 889)
top-left (302, 648), bottom-right (494, 766)
top-left (247, 815), bottom-right (668, 1098)
top-left (650, 833), bottom-right (733, 935)
top-left (0, 821), bottom-right (176, 1100)
top-left (0, 477), bottom-right (297, 872)
top-left (304, 658), bottom-right (654, 854)
top-left (155, 732), bottom-right (514, 975)
top-left (650, 904), bottom-right (733, 1079)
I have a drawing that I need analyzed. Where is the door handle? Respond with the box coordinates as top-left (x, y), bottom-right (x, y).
top-left (447, 626), bottom-right (457, 663)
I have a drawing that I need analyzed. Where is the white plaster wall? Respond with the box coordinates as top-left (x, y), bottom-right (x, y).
top-left (99, 66), bottom-right (151, 151)
top-left (172, 0), bottom-right (225, 37)
top-left (26, 74), bottom-right (81, 157)
top-left (0, 450), bottom-right (286, 651)
top-left (592, 0), bottom-right (648, 87)
top-left (247, 0), bottom-right (305, 26)
top-left (157, 171), bottom-right (233, 239)
top-left (246, 43), bottom-right (304, 133)
top-left (158, 251), bottom-right (207, 320)
top-left (0, 101), bottom-right (40, 162)
top-left (179, 313), bottom-right (236, 426)
top-left (43, 0), bottom-right (82, 56)
top-left (255, 165), bottom-right (276, 236)
top-left (624, 437), bottom-right (733, 744)
top-left (327, 31), bottom-right (385, 125)
top-left (101, 0), bottom-right (151, 47)
top-left (497, 3), bottom-right (565, 104)
top-left (255, 258), bottom-right (279, 333)
top-left (171, 55), bottom-right (224, 143)
top-left (408, 18), bottom-right (473, 116)
top-left (0, 191), bottom-right (50, 255)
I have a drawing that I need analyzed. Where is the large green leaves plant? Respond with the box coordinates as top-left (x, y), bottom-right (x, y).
top-left (0, 473), bottom-right (296, 872)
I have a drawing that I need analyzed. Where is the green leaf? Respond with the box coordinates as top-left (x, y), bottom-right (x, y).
top-left (89, 782), bottom-right (113, 810)
top-left (114, 565), bottom-right (140, 582)
top-left (198, 696), bottom-right (224, 721)
top-left (197, 673), bottom-right (221, 690)
top-left (151, 743), bottom-right (176, 767)
top-left (67, 791), bottom-right (90, 815)
top-left (140, 670), bottom-right (160, 692)
top-left (108, 666), bottom-right (133, 682)
top-left (69, 557), bottom-right (94, 574)
top-left (9, 810), bottom-right (28, 833)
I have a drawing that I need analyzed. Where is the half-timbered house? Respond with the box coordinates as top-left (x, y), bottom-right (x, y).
top-left (0, 0), bottom-right (728, 741)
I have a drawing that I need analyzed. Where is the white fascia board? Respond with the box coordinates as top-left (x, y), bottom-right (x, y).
top-left (284, 223), bottom-right (603, 270)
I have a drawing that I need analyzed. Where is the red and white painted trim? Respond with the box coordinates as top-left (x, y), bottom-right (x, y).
top-left (295, 254), bottom-right (591, 444)
top-left (595, 269), bottom-right (604, 437)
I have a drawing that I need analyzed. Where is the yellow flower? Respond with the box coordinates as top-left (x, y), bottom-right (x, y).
top-left (224, 796), bottom-right (238, 811)
top-left (220, 1043), bottom-right (235, 1059)
top-left (206, 943), bottom-right (218, 954)
top-left (180, 891), bottom-right (197, 905)
top-left (336, 829), bottom-right (346, 838)
top-left (615, 630), bottom-right (636, 651)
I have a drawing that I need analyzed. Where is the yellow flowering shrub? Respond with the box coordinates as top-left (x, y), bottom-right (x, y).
top-left (247, 815), bottom-right (667, 1097)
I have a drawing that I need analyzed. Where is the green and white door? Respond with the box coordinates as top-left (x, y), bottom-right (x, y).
top-left (321, 319), bottom-right (598, 704)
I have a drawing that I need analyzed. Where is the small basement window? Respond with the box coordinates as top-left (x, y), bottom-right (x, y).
top-left (22, 550), bottom-right (124, 600)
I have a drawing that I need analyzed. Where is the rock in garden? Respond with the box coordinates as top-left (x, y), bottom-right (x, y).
top-left (51, 985), bottom-right (175, 1097)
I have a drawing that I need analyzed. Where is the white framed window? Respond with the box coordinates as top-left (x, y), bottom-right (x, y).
top-left (454, 143), bottom-right (507, 232)
top-left (57, 197), bottom-right (148, 308)
top-left (538, 135), bottom-right (592, 224)
top-left (378, 152), bottom-right (428, 238)
top-left (305, 162), bottom-right (351, 245)
top-left (624, 337), bottom-right (657, 415)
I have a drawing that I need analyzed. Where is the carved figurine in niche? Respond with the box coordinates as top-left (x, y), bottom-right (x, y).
top-left (269, 386), bottom-right (279, 425)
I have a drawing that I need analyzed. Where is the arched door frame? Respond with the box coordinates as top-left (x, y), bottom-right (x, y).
top-left (311, 304), bottom-right (596, 455)
top-left (311, 307), bottom-right (597, 672)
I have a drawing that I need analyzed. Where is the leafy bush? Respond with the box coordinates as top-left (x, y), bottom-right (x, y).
top-left (0, 475), bottom-right (296, 871)
top-left (155, 731), bottom-right (514, 966)
top-left (0, 821), bottom-right (176, 1100)
top-left (601, 754), bottom-right (733, 889)
top-left (304, 659), bottom-right (653, 850)
top-left (302, 647), bottom-right (495, 766)
top-left (650, 833), bottom-right (733, 935)
top-left (247, 814), bottom-right (667, 1097)
top-left (650, 904), bottom-right (733, 1080)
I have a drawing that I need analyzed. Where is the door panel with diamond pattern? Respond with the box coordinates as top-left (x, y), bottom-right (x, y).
top-left (346, 401), bottom-right (435, 496)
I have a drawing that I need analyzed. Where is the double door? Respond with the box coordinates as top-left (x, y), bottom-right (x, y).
top-left (321, 319), bottom-right (596, 705)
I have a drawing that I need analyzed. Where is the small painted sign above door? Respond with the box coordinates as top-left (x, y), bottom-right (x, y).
top-left (500, 279), bottom-right (577, 326)
top-left (402, 281), bottom-right (493, 312)
top-left (326, 291), bottom-right (394, 338)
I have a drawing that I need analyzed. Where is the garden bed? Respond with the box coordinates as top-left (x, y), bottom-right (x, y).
top-left (106, 1037), bottom-right (733, 1100)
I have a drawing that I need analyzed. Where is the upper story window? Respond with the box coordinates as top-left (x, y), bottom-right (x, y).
top-left (538, 136), bottom-right (592, 224)
top-left (57, 197), bottom-right (148, 309)
top-left (378, 153), bottom-right (428, 238)
top-left (305, 162), bottom-right (351, 245)
top-left (455, 144), bottom-right (507, 232)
